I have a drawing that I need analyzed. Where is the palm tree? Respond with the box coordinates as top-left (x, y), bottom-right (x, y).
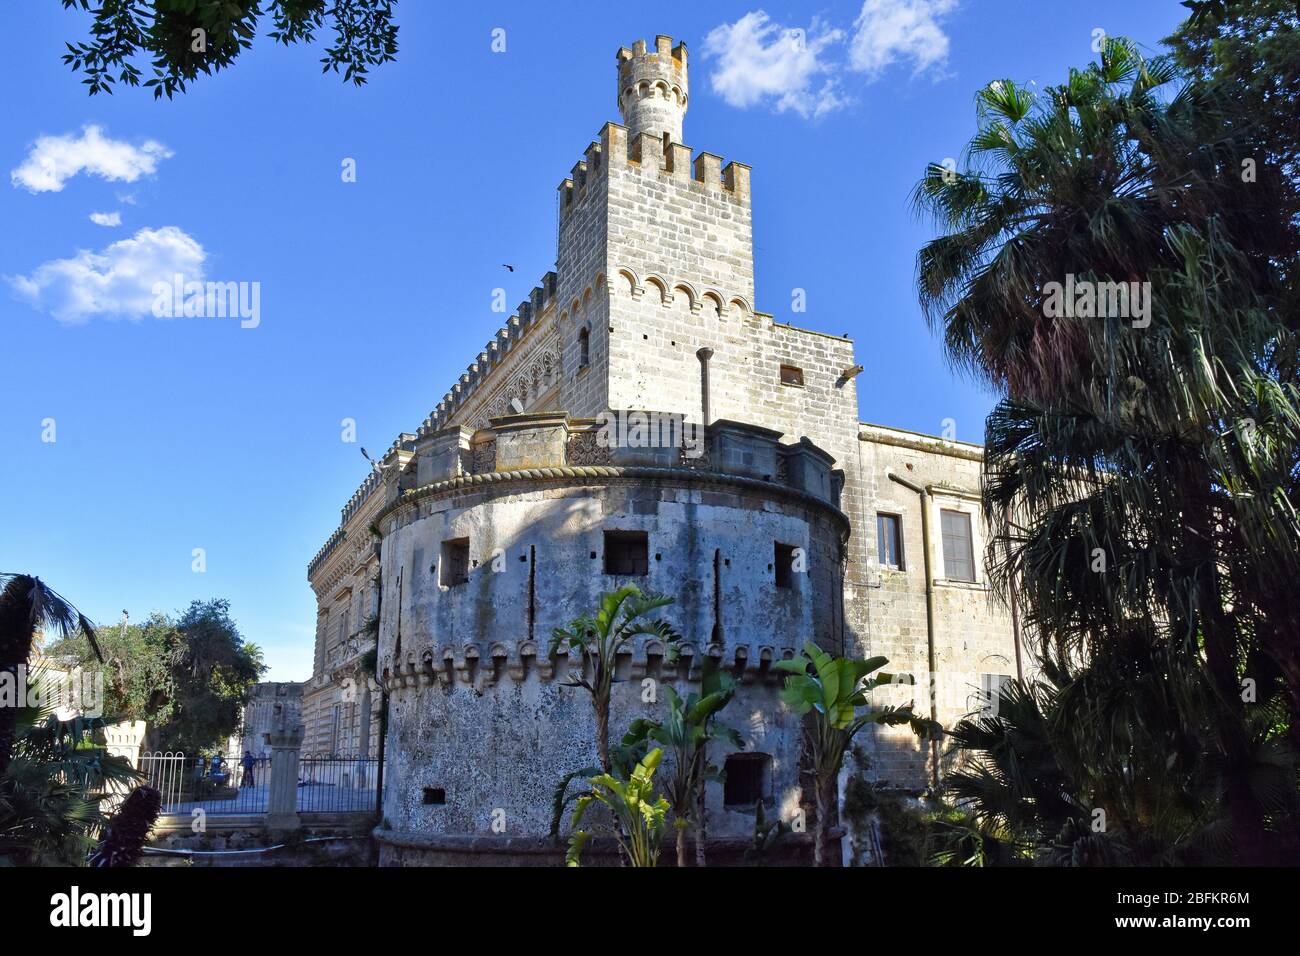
top-left (775, 641), bottom-right (941, 866)
top-left (88, 785), bottom-right (162, 867)
top-left (622, 658), bottom-right (742, 866)
top-left (912, 36), bottom-right (1300, 863)
top-left (0, 677), bottom-right (141, 865)
top-left (549, 586), bottom-right (682, 773)
top-left (0, 574), bottom-right (102, 773)
top-left (566, 748), bottom-right (671, 868)
top-left (945, 640), bottom-right (1297, 864)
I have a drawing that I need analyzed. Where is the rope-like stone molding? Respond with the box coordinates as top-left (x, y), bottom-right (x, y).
top-left (376, 464), bottom-right (850, 540)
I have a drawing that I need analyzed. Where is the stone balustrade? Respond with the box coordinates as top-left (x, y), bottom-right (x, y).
top-left (409, 410), bottom-right (843, 509)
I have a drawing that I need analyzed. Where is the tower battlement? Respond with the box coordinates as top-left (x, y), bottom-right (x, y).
top-left (616, 35), bottom-right (688, 144)
top-left (557, 122), bottom-right (751, 221)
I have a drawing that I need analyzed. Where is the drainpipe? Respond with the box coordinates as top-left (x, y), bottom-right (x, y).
top-left (886, 470), bottom-right (940, 793)
top-left (1005, 501), bottom-right (1024, 683)
top-left (696, 348), bottom-right (714, 426)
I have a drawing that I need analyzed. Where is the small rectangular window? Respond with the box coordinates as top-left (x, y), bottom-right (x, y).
top-left (604, 531), bottom-right (649, 576)
top-left (440, 538), bottom-right (470, 587)
top-left (422, 787), bottom-right (446, 805)
top-left (723, 753), bottom-right (773, 807)
top-left (774, 542), bottom-right (796, 588)
top-left (779, 364), bottom-right (804, 387)
top-left (978, 674), bottom-right (1013, 716)
top-left (876, 513), bottom-right (903, 569)
top-left (940, 509), bottom-right (975, 583)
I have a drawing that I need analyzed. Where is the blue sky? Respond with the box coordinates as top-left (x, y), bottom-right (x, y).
top-left (0, 1), bottom-right (1190, 679)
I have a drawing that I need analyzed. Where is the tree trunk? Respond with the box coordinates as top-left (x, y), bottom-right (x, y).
top-left (0, 577), bottom-right (37, 774)
top-left (1180, 467), bottom-right (1269, 864)
top-left (676, 822), bottom-right (687, 867)
top-left (694, 776), bottom-right (707, 866)
top-left (594, 694), bottom-right (611, 774)
top-left (813, 776), bottom-right (833, 867)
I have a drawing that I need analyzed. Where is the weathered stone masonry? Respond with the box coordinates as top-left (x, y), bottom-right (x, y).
top-left (301, 34), bottom-right (1020, 863)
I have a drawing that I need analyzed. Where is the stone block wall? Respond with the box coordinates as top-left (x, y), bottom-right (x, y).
top-left (853, 425), bottom-right (1021, 788)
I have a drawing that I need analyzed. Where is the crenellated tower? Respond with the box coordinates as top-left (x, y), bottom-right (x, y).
top-left (303, 31), bottom-right (1024, 865)
top-left (616, 36), bottom-right (689, 146)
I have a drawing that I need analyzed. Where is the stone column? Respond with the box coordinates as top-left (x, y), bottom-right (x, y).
top-left (358, 686), bottom-right (372, 760)
top-left (265, 722), bottom-right (304, 831)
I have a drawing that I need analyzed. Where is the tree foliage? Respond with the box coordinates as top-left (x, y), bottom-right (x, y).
top-left (49, 599), bottom-right (264, 753)
top-left (913, 22), bottom-right (1300, 862)
top-left (59, 0), bottom-right (399, 98)
top-left (622, 657), bottom-right (742, 866)
top-left (549, 586), bottom-right (681, 773)
top-left (0, 683), bottom-right (141, 866)
top-left (566, 748), bottom-right (672, 868)
top-left (87, 785), bottom-right (162, 867)
top-left (775, 641), bottom-right (940, 865)
top-left (0, 573), bottom-right (100, 773)
top-left (946, 646), bottom-right (1298, 864)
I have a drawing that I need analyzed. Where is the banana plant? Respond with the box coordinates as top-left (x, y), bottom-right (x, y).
top-left (566, 747), bottom-right (671, 867)
top-left (744, 801), bottom-right (792, 866)
top-left (622, 658), bottom-right (742, 867)
top-left (549, 586), bottom-right (681, 773)
top-left (774, 640), bottom-right (942, 866)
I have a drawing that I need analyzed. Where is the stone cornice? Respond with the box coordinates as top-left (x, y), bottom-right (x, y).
top-left (859, 424), bottom-right (984, 462)
top-left (376, 464), bottom-right (851, 541)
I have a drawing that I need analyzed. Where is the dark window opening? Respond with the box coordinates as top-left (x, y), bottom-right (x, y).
top-left (723, 753), bottom-right (772, 807)
top-left (578, 326), bottom-right (590, 368)
top-left (940, 510), bottom-right (975, 583)
top-left (876, 513), bottom-right (903, 569)
top-left (779, 364), bottom-right (804, 387)
top-left (422, 787), bottom-right (446, 805)
top-left (978, 673), bottom-right (1013, 716)
top-left (604, 531), bottom-right (649, 576)
top-left (774, 542), bottom-right (796, 588)
top-left (440, 538), bottom-right (470, 587)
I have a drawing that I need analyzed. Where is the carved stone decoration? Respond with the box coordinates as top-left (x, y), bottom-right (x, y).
top-left (567, 430), bottom-right (612, 466)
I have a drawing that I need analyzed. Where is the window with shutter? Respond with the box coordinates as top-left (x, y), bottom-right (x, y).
top-left (876, 513), bottom-right (902, 569)
top-left (940, 509), bottom-right (975, 582)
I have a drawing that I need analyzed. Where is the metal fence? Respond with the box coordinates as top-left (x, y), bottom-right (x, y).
top-left (139, 752), bottom-right (273, 815)
top-left (139, 751), bottom-right (381, 816)
top-left (297, 754), bottom-right (381, 813)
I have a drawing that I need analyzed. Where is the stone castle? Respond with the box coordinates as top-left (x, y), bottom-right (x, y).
top-left (302, 35), bottom-right (1019, 863)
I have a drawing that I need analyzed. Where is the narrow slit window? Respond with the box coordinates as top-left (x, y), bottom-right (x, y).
top-left (578, 326), bottom-right (590, 368)
top-left (774, 542), bottom-right (796, 589)
top-left (978, 673), bottom-right (1013, 716)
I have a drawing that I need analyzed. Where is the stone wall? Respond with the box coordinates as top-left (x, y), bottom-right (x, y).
top-left (300, 32), bottom-right (1026, 861)
top-left (238, 682), bottom-right (304, 757)
top-left (854, 425), bottom-right (1021, 787)
top-left (370, 414), bottom-right (848, 853)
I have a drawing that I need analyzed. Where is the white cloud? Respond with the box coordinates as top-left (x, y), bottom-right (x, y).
top-left (848, 0), bottom-right (957, 79)
top-left (88, 211), bottom-right (121, 227)
top-left (703, 12), bottom-right (848, 119)
top-left (10, 125), bottom-right (172, 194)
top-left (9, 226), bottom-right (206, 324)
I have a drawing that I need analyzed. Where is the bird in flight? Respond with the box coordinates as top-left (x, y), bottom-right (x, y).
top-left (502, 264), bottom-right (515, 272)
